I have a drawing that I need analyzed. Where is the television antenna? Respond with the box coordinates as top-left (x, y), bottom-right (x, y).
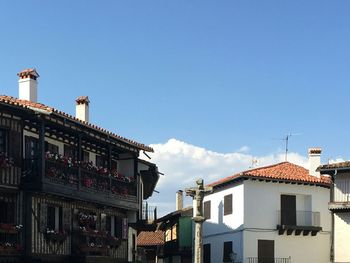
top-left (282, 133), bottom-right (301, 161)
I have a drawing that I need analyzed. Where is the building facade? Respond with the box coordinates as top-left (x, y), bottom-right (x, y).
top-left (202, 149), bottom-right (332, 263)
top-left (0, 69), bottom-right (159, 263)
top-left (319, 161), bottom-right (350, 263)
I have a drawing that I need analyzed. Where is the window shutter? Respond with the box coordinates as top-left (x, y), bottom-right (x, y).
top-left (116, 217), bottom-right (122, 238)
top-left (122, 218), bottom-right (128, 240)
top-left (9, 131), bottom-right (21, 166)
top-left (224, 194), bottom-right (233, 215)
top-left (204, 201), bottom-right (211, 219)
top-left (101, 214), bottom-right (107, 232)
top-left (39, 203), bottom-right (48, 233)
top-left (62, 207), bottom-right (71, 231)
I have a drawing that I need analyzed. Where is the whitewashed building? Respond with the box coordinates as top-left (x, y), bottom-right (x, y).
top-left (319, 161), bottom-right (350, 263)
top-left (202, 148), bottom-right (332, 263)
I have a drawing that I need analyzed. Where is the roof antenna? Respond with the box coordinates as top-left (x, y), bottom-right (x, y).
top-left (283, 133), bottom-right (300, 161)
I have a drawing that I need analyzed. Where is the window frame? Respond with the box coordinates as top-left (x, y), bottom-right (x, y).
top-left (204, 200), bottom-right (211, 219)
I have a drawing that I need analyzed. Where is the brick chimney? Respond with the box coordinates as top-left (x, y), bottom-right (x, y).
top-left (176, 190), bottom-right (183, 211)
top-left (308, 147), bottom-right (322, 178)
top-left (17, 69), bottom-right (39, 102)
top-left (75, 96), bottom-right (90, 122)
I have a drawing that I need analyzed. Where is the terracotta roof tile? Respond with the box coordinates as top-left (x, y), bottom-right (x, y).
top-left (137, 231), bottom-right (164, 246)
top-left (208, 162), bottom-right (331, 187)
top-left (0, 95), bottom-right (153, 152)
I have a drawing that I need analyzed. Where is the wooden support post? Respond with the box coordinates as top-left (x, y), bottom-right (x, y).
top-left (38, 119), bottom-right (45, 186)
top-left (77, 134), bottom-right (82, 190)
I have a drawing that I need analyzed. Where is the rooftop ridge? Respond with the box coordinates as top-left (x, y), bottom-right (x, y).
top-left (0, 95), bottom-right (153, 152)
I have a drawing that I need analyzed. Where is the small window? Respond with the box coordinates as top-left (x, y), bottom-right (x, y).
top-left (64, 144), bottom-right (76, 159)
top-left (204, 201), bottom-right (211, 219)
top-left (0, 129), bottom-right (7, 153)
top-left (45, 142), bottom-right (59, 154)
top-left (224, 194), bottom-right (233, 215)
top-left (0, 198), bottom-right (15, 223)
top-left (96, 155), bottom-right (106, 167)
top-left (223, 241), bottom-right (233, 262)
top-left (47, 205), bottom-right (62, 231)
top-left (83, 151), bottom-right (90, 162)
top-left (165, 228), bottom-right (172, 242)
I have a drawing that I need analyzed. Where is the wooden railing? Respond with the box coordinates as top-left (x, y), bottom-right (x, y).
top-left (0, 165), bottom-right (21, 187)
top-left (334, 179), bottom-right (350, 202)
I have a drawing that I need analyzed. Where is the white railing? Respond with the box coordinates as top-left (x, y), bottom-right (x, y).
top-left (277, 210), bottom-right (320, 227)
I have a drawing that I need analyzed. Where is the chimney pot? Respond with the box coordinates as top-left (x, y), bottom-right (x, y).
top-left (17, 68), bottom-right (39, 102)
top-left (308, 147), bottom-right (322, 178)
top-left (75, 96), bottom-right (90, 122)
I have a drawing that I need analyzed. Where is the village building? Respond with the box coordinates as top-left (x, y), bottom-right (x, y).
top-left (319, 161), bottom-right (350, 263)
top-left (0, 69), bottom-right (159, 263)
top-left (137, 191), bottom-right (193, 263)
top-left (202, 148), bottom-right (332, 263)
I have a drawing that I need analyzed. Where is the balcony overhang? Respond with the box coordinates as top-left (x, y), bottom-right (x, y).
top-left (277, 225), bottom-right (322, 236)
top-left (329, 202), bottom-right (350, 212)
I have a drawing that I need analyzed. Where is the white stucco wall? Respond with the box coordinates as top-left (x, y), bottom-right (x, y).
top-left (334, 212), bottom-right (350, 262)
top-left (243, 180), bottom-right (331, 263)
top-left (203, 182), bottom-right (244, 262)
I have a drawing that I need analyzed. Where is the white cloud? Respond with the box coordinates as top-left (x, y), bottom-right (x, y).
top-left (142, 138), bottom-right (308, 217)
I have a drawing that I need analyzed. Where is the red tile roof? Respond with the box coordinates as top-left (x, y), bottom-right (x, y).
top-left (208, 162), bottom-right (331, 187)
top-left (0, 95), bottom-right (153, 152)
top-left (137, 230), bottom-right (164, 246)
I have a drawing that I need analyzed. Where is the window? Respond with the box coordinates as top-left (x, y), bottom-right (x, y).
top-left (204, 201), bottom-right (211, 219)
top-left (25, 136), bottom-right (38, 159)
top-left (223, 241), bottom-right (233, 262)
top-left (47, 205), bottom-right (62, 231)
top-left (45, 142), bottom-right (59, 154)
top-left (96, 155), bottom-right (106, 167)
top-left (204, 243), bottom-right (211, 263)
top-left (224, 194), bottom-right (232, 215)
top-left (0, 198), bottom-right (15, 223)
top-left (0, 129), bottom-right (7, 153)
top-left (83, 151), bottom-right (90, 162)
top-left (64, 144), bottom-right (76, 159)
top-left (280, 195), bottom-right (296, 225)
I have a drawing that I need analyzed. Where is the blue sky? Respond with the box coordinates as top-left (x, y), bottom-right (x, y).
top-left (1, 1), bottom-right (350, 214)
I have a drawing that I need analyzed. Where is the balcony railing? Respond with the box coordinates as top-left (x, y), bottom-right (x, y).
top-left (277, 210), bottom-right (320, 227)
top-left (0, 154), bottom-right (21, 187)
top-left (142, 201), bottom-right (157, 222)
top-left (23, 157), bottom-right (137, 202)
top-left (247, 257), bottom-right (291, 263)
top-left (334, 179), bottom-right (350, 202)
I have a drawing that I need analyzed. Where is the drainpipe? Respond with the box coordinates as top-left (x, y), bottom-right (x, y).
top-left (330, 169), bottom-right (337, 263)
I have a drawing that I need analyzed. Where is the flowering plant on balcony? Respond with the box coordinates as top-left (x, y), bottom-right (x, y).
top-left (78, 212), bottom-right (97, 226)
top-left (0, 243), bottom-right (22, 253)
top-left (111, 169), bottom-right (135, 183)
top-left (0, 223), bottom-right (23, 233)
top-left (44, 229), bottom-right (69, 243)
top-left (0, 153), bottom-right (14, 168)
top-left (111, 186), bottom-right (129, 196)
top-left (78, 226), bottom-right (108, 237)
top-left (45, 152), bottom-right (78, 168)
top-left (107, 236), bottom-right (121, 248)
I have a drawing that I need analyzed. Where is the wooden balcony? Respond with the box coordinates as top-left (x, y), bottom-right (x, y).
top-left (23, 158), bottom-right (138, 210)
top-left (0, 158), bottom-right (21, 188)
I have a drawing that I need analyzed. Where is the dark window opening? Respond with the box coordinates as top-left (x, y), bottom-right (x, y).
top-left (83, 150), bottom-right (90, 162)
top-left (96, 155), bottom-right (106, 167)
top-left (45, 142), bottom-right (59, 154)
top-left (25, 136), bottom-right (38, 159)
top-left (0, 200), bottom-right (15, 223)
top-left (0, 129), bottom-right (8, 153)
top-left (223, 241), bottom-right (233, 262)
top-left (281, 195), bottom-right (296, 226)
top-left (204, 201), bottom-right (211, 219)
top-left (64, 144), bottom-right (76, 159)
top-left (224, 194), bottom-right (233, 215)
top-left (204, 243), bottom-right (211, 263)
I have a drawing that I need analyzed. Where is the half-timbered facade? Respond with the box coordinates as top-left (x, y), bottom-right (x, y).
top-left (0, 69), bottom-right (159, 263)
